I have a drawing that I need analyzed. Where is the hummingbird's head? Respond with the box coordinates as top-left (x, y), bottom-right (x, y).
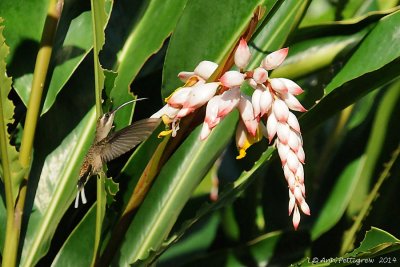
top-left (95, 98), bottom-right (147, 142)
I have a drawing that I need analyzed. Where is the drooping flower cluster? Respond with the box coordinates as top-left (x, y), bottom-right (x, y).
top-left (151, 38), bottom-right (310, 229)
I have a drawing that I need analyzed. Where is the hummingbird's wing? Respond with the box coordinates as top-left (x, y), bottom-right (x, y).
top-left (100, 118), bottom-right (160, 163)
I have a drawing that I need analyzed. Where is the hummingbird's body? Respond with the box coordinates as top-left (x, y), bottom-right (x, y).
top-left (75, 99), bottom-right (160, 208)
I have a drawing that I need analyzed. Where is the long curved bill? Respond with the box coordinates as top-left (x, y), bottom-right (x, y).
top-left (110, 98), bottom-right (147, 114)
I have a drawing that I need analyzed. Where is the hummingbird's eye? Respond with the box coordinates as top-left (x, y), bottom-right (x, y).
top-left (104, 113), bottom-right (110, 118)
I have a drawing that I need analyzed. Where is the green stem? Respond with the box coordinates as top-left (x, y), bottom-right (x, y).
top-left (3, 1), bottom-right (63, 266)
top-left (90, 0), bottom-right (107, 265)
top-left (340, 145), bottom-right (400, 254)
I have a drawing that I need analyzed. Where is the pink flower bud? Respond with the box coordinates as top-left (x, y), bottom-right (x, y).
top-left (217, 87), bottom-right (240, 117)
top-left (177, 71), bottom-right (195, 83)
top-left (200, 122), bottom-right (212, 140)
top-left (234, 38), bottom-right (251, 69)
top-left (252, 67), bottom-right (268, 84)
top-left (292, 206), bottom-right (300, 230)
top-left (194, 61), bottom-right (218, 80)
top-left (239, 96), bottom-right (258, 135)
top-left (300, 201), bottom-right (311, 215)
top-left (288, 130), bottom-right (300, 152)
top-left (287, 112), bottom-right (301, 132)
top-left (286, 150), bottom-right (300, 173)
top-left (235, 121), bottom-right (246, 149)
top-left (288, 194), bottom-right (295, 215)
top-left (220, 71), bottom-right (245, 88)
top-left (294, 186), bottom-right (303, 203)
top-left (277, 122), bottom-right (290, 144)
top-left (151, 104), bottom-right (180, 120)
top-left (266, 112), bottom-right (277, 142)
top-left (297, 145), bottom-right (305, 164)
top-left (295, 164), bottom-right (304, 183)
top-left (284, 164), bottom-right (294, 181)
top-left (281, 78), bottom-right (303, 95)
top-left (177, 82), bottom-right (220, 118)
top-left (273, 99), bottom-right (289, 122)
top-left (261, 47), bottom-right (288, 70)
top-left (167, 87), bottom-right (191, 108)
top-left (269, 78), bottom-right (288, 94)
top-left (251, 88), bottom-right (262, 118)
top-left (204, 96), bottom-right (221, 128)
top-left (277, 141), bottom-right (290, 164)
top-left (259, 90), bottom-right (273, 117)
top-left (283, 93), bottom-right (307, 112)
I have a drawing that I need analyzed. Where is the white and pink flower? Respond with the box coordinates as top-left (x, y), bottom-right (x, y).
top-left (152, 38), bottom-right (310, 229)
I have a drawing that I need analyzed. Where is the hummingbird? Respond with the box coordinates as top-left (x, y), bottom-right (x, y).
top-left (75, 99), bottom-right (160, 208)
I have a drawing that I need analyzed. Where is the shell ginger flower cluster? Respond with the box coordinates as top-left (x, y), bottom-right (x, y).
top-left (151, 39), bottom-right (310, 229)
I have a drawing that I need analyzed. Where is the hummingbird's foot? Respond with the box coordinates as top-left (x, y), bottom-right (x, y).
top-left (74, 183), bottom-right (88, 208)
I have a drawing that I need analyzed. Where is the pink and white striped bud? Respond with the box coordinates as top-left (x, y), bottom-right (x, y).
top-left (194, 61), bottom-right (218, 81)
top-left (266, 112), bottom-right (277, 143)
top-left (288, 130), bottom-right (300, 153)
top-left (167, 87), bottom-right (192, 108)
top-left (283, 93), bottom-right (307, 112)
top-left (261, 47), bottom-right (288, 70)
top-left (277, 141), bottom-right (290, 165)
top-left (252, 67), bottom-right (268, 84)
top-left (287, 112), bottom-right (301, 133)
top-left (176, 82), bottom-right (220, 118)
top-left (217, 87), bottom-right (240, 117)
top-left (151, 104), bottom-right (180, 120)
top-left (260, 90), bottom-right (273, 117)
top-left (276, 78), bottom-right (304, 95)
top-left (200, 122), bottom-right (212, 140)
top-left (269, 78), bottom-right (289, 95)
top-left (204, 95), bottom-right (221, 128)
top-left (277, 122), bottom-right (290, 144)
top-left (200, 87), bottom-right (241, 140)
top-left (251, 87), bottom-right (262, 119)
top-left (272, 98), bottom-right (289, 122)
top-left (292, 205), bottom-right (301, 230)
top-left (238, 95), bottom-right (258, 136)
top-left (220, 71), bottom-right (245, 88)
top-left (234, 38), bottom-right (251, 69)
top-left (177, 71), bottom-right (195, 83)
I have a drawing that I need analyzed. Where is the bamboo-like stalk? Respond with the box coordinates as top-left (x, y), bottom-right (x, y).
top-left (90, 0), bottom-right (107, 265)
top-left (3, 1), bottom-right (63, 266)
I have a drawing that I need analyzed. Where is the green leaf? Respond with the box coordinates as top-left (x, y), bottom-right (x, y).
top-left (116, 112), bottom-right (238, 265)
top-left (0, 0), bottom-right (47, 64)
top-left (325, 10), bottom-right (400, 94)
top-left (105, 176), bottom-right (119, 205)
top-left (0, 194), bottom-right (5, 252)
top-left (12, 10), bottom-right (93, 110)
top-left (298, 228), bottom-right (400, 266)
top-left (140, 146), bottom-right (275, 266)
top-left (51, 204), bottom-right (97, 267)
top-left (20, 108), bottom-right (97, 267)
top-left (0, 19), bottom-right (24, 204)
top-left (311, 157), bottom-right (364, 240)
top-left (110, 0), bottom-right (189, 129)
top-left (301, 35), bottom-right (400, 131)
top-left (247, 0), bottom-right (311, 70)
top-left (162, 0), bottom-right (267, 98)
top-left (271, 29), bottom-right (369, 80)
top-left (41, 10), bottom-right (94, 114)
top-left (311, 82), bottom-right (400, 240)
top-left (348, 227), bottom-right (400, 257)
